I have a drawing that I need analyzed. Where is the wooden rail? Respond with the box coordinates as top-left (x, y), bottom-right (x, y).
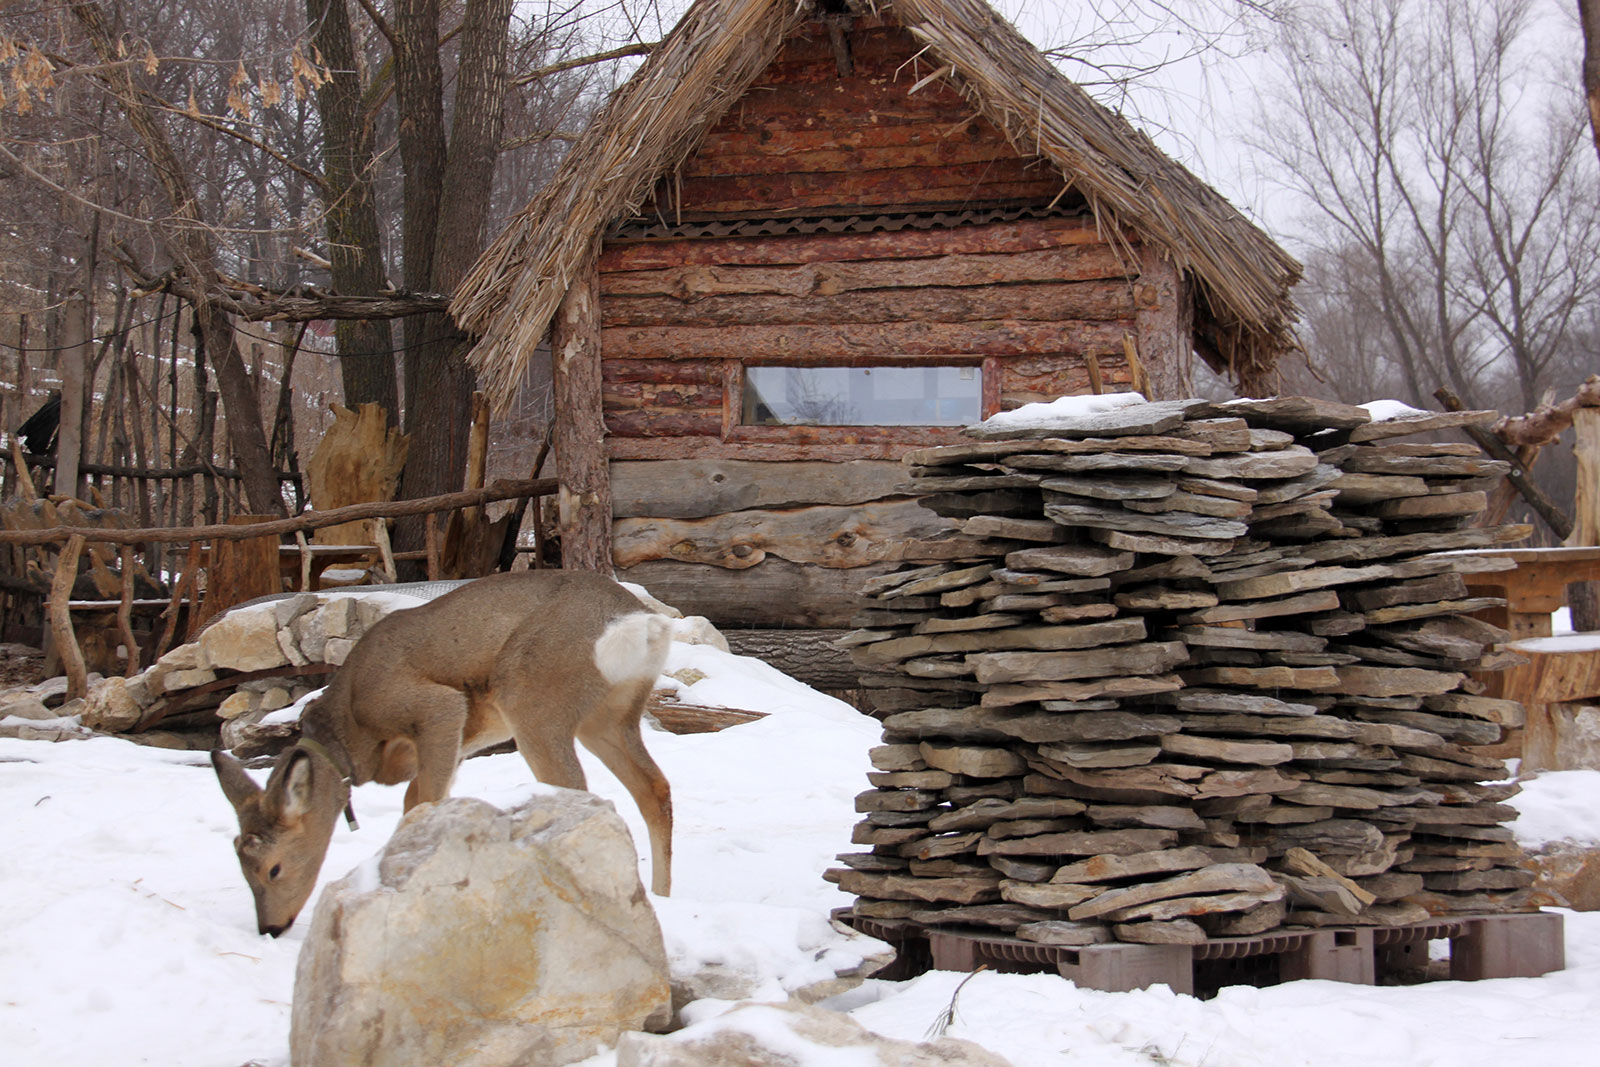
top-left (6, 477), bottom-right (557, 704)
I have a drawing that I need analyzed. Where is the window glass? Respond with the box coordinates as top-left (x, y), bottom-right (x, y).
top-left (742, 365), bottom-right (981, 426)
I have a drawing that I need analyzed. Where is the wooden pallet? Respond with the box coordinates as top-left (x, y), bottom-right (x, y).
top-left (840, 910), bottom-right (1565, 996)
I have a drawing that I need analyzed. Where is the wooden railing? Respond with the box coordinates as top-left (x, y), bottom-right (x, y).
top-left (0, 477), bottom-right (556, 702)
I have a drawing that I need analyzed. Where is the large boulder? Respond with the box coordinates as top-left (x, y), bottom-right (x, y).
top-left (291, 791), bottom-right (670, 1067)
top-left (614, 1001), bottom-right (1011, 1067)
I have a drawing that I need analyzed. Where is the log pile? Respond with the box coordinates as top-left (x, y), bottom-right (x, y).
top-left (829, 396), bottom-right (1539, 947)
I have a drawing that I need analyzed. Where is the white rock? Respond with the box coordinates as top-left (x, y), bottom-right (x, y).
top-left (155, 643), bottom-right (205, 671)
top-left (273, 593), bottom-right (319, 629)
top-left (161, 667), bottom-right (217, 691)
top-left (215, 691), bottom-right (259, 721)
top-left (292, 792), bottom-right (670, 1067)
top-left (198, 606), bottom-right (289, 672)
top-left (0, 692), bottom-right (56, 721)
top-left (614, 1001), bottom-right (1010, 1067)
top-left (79, 677), bottom-right (145, 732)
top-left (320, 597), bottom-right (355, 639)
top-left (292, 609), bottom-right (330, 662)
top-left (276, 626), bottom-right (309, 667)
top-left (259, 685), bottom-right (292, 712)
top-left (673, 616), bottom-right (730, 653)
top-left (322, 637), bottom-right (355, 666)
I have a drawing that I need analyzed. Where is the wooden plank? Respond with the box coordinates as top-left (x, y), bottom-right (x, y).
top-left (599, 246), bottom-right (1133, 300)
top-left (615, 557), bottom-right (896, 628)
top-left (680, 138), bottom-right (1030, 178)
top-left (601, 281), bottom-right (1137, 328)
top-left (600, 359), bottom-right (726, 384)
top-left (612, 499), bottom-right (963, 570)
top-left (598, 217), bottom-right (1110, 271)
top-left (552, 243), bottom-right (613, 574)
top-left (610, 459), bottom-right (909, 518)
top-left (601, 320), bottom-right (1133, 361)
top-left (601, 379), bottom-right (723, 411)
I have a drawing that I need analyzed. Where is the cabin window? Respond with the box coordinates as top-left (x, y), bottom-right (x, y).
top-left (741, 365), bottom-right (982, 427)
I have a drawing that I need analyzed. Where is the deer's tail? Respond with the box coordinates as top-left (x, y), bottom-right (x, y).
top-left (593, 611), bottom-right (674, 686)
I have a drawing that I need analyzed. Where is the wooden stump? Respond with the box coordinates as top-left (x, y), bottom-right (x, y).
top-left (192, 516), bottom-right (281, 635)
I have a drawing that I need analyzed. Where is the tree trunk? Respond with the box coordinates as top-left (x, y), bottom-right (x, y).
top-left (393, 0), bottom-right (514, 563)
top-left (307, 0), bottom-right (399, 418)
top-left (1581, 0), bottom-right (1600, 168)
top-left (70, 1), bottom-right (284, 516)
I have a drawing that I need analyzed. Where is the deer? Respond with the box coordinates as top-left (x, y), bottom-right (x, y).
top-left (210, 569), bottom-right (675, 937)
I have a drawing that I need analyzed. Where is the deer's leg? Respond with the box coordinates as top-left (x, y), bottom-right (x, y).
top-left (577, 682), bottom-right (673, 896)
top-left (497, 691), bottom-right (589, 793)
top-left (396, 683), bottom-right (469, 812)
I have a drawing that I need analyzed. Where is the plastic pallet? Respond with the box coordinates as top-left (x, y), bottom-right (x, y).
top-left (841, 911), bottom-right (1565, 996)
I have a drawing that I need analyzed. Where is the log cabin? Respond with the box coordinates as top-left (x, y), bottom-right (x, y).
top-left (452, 0), bottom-right (1301, 687)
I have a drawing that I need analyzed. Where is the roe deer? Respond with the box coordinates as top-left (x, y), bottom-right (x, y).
top-left (211, 570), bottom-right (674, 936)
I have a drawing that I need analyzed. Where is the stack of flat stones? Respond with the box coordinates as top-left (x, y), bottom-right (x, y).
top-left (828, 396), bottom-right (1538, 948)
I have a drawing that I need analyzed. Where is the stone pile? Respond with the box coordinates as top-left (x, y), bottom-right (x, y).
top-left (70, 592), bottom-right (407, 749)
top-left (829, 396), bottom-right (1537, 946)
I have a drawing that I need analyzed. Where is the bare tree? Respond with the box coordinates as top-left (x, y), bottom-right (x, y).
top-left (1251, 0), bottom-right (1600, 413)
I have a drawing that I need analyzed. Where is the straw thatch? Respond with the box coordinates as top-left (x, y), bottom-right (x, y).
top-left (453, 0), bottom-right (1302, 402)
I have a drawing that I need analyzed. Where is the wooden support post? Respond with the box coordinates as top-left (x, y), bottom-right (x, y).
top-left (48, 534), bottom-right (89, 702)
top-left (1085, 351), bottom-right (1104, 395)
top-left (158, 542), bottom-right (202, 659)
top-left (117, 545), bottom-right (139, 677)
top-left (1134, 245), bottom-right (1186, 400)
top-left (425, 513), bottom-right (441, 581)
top-left (1564, 408), bottom-right (1600, 631)
top-left (551, 241), bottom-right (615, 575)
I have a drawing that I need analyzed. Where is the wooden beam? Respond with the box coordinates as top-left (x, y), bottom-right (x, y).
top-left (1435, 388), bottom-right (1572, 539)
top-left (552, 241), bottom-right (614, 574)
top-left (0, 477), bottom-right (556, 546)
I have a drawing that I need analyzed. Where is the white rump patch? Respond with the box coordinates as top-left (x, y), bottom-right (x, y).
top-left (593, 612), bottom-right (673, 686)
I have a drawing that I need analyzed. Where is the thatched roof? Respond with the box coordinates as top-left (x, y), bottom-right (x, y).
top-left (453, 0), bottom-right (1301, 401)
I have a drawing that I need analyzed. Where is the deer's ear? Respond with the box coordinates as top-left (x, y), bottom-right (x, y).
top-left (211, 749), bottom-right (261, 812)
top-left (279, 750), bottom-right (317, 821)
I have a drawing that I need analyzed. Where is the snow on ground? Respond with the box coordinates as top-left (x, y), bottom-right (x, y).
top-left (4, 600), bottom-right (1600, 1065)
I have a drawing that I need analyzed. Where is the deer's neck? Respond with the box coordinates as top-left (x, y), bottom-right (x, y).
top-left (298, 686), bottom-right (374, 785)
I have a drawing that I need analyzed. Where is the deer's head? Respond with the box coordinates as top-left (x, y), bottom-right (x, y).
top-left (212, 747), bottom-right (344, 937)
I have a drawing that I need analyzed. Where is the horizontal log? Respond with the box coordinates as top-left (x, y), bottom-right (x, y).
top-left (601, 280), bottom-right (1137, 328)
top-left (612, 499), bottom-right (960, 569)
top-left (682, 138), bottom-right (1028, 179)
top-left (616, 557), bottom-right (893, 627)
top-left (721, 629), bottom-right (862, 690)
top-left (693, 119), bottom-right (1013, 161)
top-left (601, 359), bottom-right (726, 384)
top-left (599, 217), bottom-right (1109, 271)
top-left (603, 410), bottom-right (722, 437)
top-left (602, 320), bottom-right (1132, 361)
top-left (699, 79), bottom-right (974, 127)
top-left (601, 379), bottom-right (722, 411)
top-left (600, 246), bottom-right (1132, 301)
top-left (605, 434), bottom-right (963, 462)
top-left (654, 172), bottom-right (1065, 217)
top-left (0, 478), bottom-right (556, 546)
top-left (610, 459), bottom-right (908, 518)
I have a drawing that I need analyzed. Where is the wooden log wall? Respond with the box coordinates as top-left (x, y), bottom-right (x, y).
top-left (595, 17), bottom-right (1192, 636)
